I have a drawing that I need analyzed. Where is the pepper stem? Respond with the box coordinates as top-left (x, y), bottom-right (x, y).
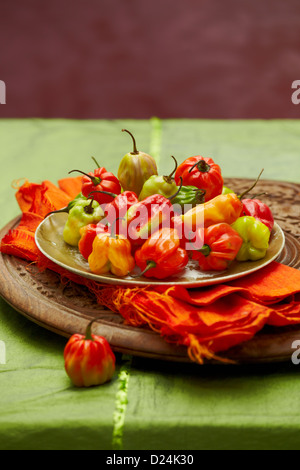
top-left (84, 318), bottom-right (99, 341)
top-left (109, 217), bottom-right (125, 238)
top-left (168, 176), bottom-right (183, 200)
top-left (68, 169), bottom-right (101, 186)
top-left (44, 207), bottom-right (69, 218)
top-left (122, 129), bottom-right (139, 155)
top-left (131, 260), bottom-right (157, 278)
top-left (193, 188), bottom-right (206, 204)
top-left (238, 169), bottom-right (264, 200)
top-left (88, 190), bottom-right (117, 199)
top-left (188, 159), bottom-right (211, 174)
top-left (84, 196), bottom-right (95, 214)
top-left (198, 244), bottom-right (211, 257)
top-left (91, 156), bottom-right (101, 168)
top-left (163, 156), bottom-right (178, 184)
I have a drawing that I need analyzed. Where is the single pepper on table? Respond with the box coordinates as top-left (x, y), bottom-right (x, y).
top-left (64, 318), bottom-right (116, 388)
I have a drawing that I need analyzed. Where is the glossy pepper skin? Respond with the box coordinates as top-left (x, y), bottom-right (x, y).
top-left (64, 319), bottom-right (116, 387)
top-left (82, 167), bottom-right (121, 205)
top-left (138, 156), bottom-right (178, 201)
top-left (63, 199), bottom-right (104, 246)
top-left (134, 228), bottom-right (189, 279)
top-left (176, 192), bottom-right (243, 234)
top-left (175, 156), bottom-right (223, 202)
top-left (138, 174), bottom-right (178, 201)
top-left (222, 186), bottom-right (234, 195)
top-left (190, 223), bottom-right (243, 271)
top-left (118, 129), bottom-right (158, 196)
top-left (231, 216), bottom-right (270, 261)
top-left (103, 190), bottom-right (139, 235)
top-left (170, 185), bottom-right (206, 213)
top-left (69, 165), bottom-right (121, 206)
top-left (122, 194), bottom-right (176, 247)
top-left (78, 222), bottom-right (110, 260)
top-left (241, 198), bottom-right (274, 232)
top-left (88, 231), bottom-right (135, 277)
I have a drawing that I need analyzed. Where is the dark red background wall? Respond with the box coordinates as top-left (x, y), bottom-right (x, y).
top-left (1, 0), bottom-right (300, 119)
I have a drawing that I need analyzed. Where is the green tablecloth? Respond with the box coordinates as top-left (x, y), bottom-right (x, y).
top-left (0, 118), bottom-right (300, 450)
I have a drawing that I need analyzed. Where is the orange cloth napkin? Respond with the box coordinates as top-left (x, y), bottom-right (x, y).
top-left (1, 178), bottom-right (300, 363)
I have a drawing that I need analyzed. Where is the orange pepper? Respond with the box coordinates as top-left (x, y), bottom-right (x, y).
top-left (176, 192), bottom-right (243, 232)
top-left (88, 230), bottom-right (135, 277)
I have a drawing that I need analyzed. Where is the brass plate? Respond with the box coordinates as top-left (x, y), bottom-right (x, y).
top-left (35, 213), bottom-right (285, 287)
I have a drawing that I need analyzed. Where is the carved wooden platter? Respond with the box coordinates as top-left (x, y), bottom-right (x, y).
top-left (0, 178), bottom-right (300, 364)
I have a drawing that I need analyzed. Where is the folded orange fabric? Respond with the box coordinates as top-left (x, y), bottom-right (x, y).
top-left (1, 178), bottom-right (300, 364)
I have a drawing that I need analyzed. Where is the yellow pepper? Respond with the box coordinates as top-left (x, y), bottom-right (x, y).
top-left (88, 232), bottom-right (135, 277)
top-left (177, 171), bottom-right (265, 232)
top-left (176, 192), bottom-right (243, 231)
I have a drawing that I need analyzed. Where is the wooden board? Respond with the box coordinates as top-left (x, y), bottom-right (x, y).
top-left (0, 178), bottom-right (300, 364)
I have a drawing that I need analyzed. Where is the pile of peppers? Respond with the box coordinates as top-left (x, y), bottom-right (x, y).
top-left (50, 131), bottom-right (277, 388)
top-left (48, 132), bottom-right (275, 281)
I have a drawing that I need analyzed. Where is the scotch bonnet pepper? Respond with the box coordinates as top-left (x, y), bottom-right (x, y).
top-left (88, 223), bottom-right (135, 277)
top-left (63, 197), bottom-right (104, 247)
top-left (64, 318), bottom-right (116, 387)
top-left (175, 155), bottom-right (223, 202)
top-left (190, 223), bottom-right (243, 271)
top-left (122, 188), bottom-right (181, 247)
top-left (138, 156), bottom-right (178, 201)
top-left (176, 170), bottom-right (265, 233)
top-left (241, 198), bottom-right (274, 232)
top-left (118, 129), bottom-right (158, 196)
top-left (89, 189), bottom-right (139, 235)
top-left (134, 227), bottom-right (189, 279)
top-left (231, 215), bottom-right (270, 261)
top-left (78, 222), bottom-right (110, 260)
top-left (69, 157), bottom-right (121, 205)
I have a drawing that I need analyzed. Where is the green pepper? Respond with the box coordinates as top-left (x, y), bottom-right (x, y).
top-left (222, 186), bottom-right (234, 195)
top-left (45, 192), bottom-right (87, 218)
top-left (68, 192), bottom-right (86, 210)
top-left (138, 156), bottom-right (178, 201)
top-left (231, 215), bottom-right (270, 261)
top-left (63, 198), bottom-right (104, 246)
top-left (171, 185), bottom-right (206, 211)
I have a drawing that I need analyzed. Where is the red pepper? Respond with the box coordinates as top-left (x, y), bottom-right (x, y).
top-left (122, 194), bottom-right (176, 247)
top-left (174, 156), bottom-right (223, 201)
top-left (64, 319), bottom-right (116, 387)
top-left (134, 227), bottom-right (189, 279)
top-left (190, 223), bottom-right (243, 271)
top-left (78, 222), bottom-right (110, 260)
top-left (89, 190), bottom-right (139, 235)
top-left (69, 158), bottom-right (121, 206)
top-left (241, 198), bottom-right (274, 232)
